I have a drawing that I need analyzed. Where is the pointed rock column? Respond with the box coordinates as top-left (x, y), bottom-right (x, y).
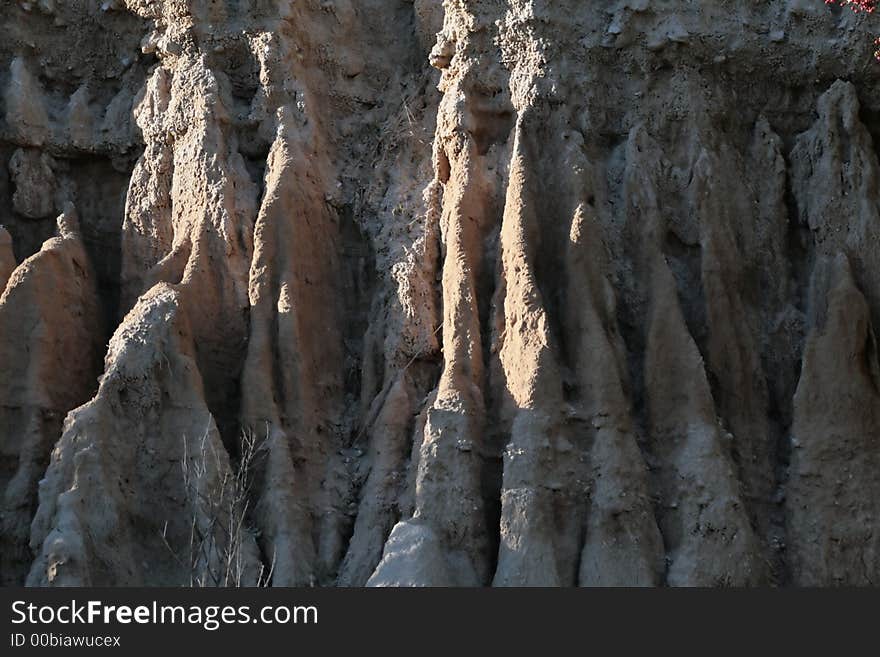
top-left (625, 126), bottom-right (765, 586)
top-left (241, 106), bottom-right (346, 586)
top-left (491, 119), bottom-right (572, 586)
top-left (563, 139), bottom-right (665, 586)
top-left (0, 207), bottom-right (102, 585)
top-left (645, 251), bottom-right (765, 586)
top-left (370, 128), bottom-right (494, 586)
top-left (787, 256), bottom-right (880, 585)
top-left (28, 283), bottom-right (262, 586)
top-left (692, 145), bottom-right (776, 539)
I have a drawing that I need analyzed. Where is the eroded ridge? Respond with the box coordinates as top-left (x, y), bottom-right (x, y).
top-left (1, 1), bottom-right (879, 586)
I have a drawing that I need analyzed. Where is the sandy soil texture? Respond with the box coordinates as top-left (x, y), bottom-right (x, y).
top-left (1, 1), bottom-right (879, 586)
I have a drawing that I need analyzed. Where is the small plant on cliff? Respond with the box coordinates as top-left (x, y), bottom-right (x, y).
top-left (825, 0), bottom-right (880, 58)
top-left (161, 430), bottom-right (274, 587)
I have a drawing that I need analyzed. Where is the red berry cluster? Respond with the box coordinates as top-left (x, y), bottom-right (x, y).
top-left (825, 0), bottom-right (877, 11)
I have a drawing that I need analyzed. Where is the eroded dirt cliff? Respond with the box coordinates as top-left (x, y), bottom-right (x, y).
top-left (2, 0), bottom-right (880, 586)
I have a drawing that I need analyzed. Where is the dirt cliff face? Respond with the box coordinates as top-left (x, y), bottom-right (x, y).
top-left (2, 0), bottom-right (880, 587)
